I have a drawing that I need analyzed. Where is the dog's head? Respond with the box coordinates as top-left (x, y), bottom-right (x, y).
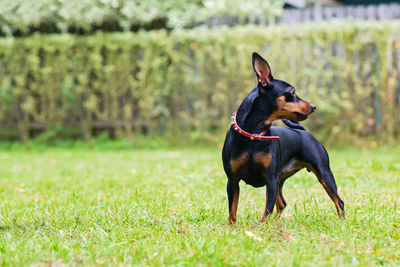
top-left (251, 52), bottom-right (315, 124)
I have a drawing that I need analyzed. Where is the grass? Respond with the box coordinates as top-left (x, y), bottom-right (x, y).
top-left (0, 146), bottom-right (399, 266)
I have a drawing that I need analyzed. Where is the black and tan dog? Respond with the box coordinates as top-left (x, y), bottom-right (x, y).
top-left (222, 52), bottom-right (345, 224)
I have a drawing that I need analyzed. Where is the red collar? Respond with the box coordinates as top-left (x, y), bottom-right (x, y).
top-left (231, 112), bottom-right (280, 140)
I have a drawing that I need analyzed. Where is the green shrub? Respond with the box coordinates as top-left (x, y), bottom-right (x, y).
top-left (1, 20), bottom-right (400, 145)
top-left (0, 0), bottom-right (283, 36)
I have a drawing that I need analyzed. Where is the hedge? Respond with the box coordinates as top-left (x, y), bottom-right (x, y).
top-left (0, 0), bottom-right (283, 36)
top-left (1, 20), bottom-right (400, 145)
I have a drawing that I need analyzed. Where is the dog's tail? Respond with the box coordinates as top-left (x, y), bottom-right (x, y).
top-left (282, 119), bottom-right (306, 130)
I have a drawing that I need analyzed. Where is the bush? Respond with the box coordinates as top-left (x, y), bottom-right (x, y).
top-left (0, 0), bottom-right (283, 36)
top-left (1, 20), bottom-right (400, 145)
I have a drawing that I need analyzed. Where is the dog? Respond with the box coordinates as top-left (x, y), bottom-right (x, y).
top-left (222, 52), bottom-right (345, 224)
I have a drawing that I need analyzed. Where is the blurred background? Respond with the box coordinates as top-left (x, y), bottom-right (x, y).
top-left (0, 0), bottom-right (399, 147)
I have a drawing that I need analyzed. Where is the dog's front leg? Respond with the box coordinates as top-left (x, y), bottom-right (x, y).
top-left (227, 179), bottom-right (240, 225)
top-left (261, 176), bottom-right (278, 222)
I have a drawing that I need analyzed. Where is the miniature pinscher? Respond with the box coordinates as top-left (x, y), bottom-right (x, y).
top-left (222, 52), bottom-right (345, 224)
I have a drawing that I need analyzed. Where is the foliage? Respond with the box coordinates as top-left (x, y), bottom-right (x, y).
top-left (0, 0), bottom-right (283, 35)
top-left (1, 20), bottom-right (400, 144)
top-left (0, 148), bottom-right (399, 265)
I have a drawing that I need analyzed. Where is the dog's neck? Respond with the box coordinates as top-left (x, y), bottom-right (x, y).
top-left (243, 111), bottom-right (271, 133)
top-left (234, 86), bottom-right (276, 135)
top-left (240, 107), bottom-right (273, 134)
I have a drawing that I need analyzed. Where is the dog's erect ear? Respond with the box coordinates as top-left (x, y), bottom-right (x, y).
top-left (252, 52), bottom-right (273, 88)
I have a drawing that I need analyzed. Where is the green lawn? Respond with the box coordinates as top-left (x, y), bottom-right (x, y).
top-left (0, 147), bottom-right (399, 266)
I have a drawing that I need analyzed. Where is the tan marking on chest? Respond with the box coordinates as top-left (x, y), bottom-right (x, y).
top-left (230, 153), bottom-right (250, 173)
top-left (253, 152), bottom-right (272, 168)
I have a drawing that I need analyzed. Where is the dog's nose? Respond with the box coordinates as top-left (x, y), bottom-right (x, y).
top-left (310, 104), bottom-right (316, 112)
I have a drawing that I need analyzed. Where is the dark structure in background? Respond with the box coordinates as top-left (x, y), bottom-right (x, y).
top-left (281, 0), bottom-right (400, 24)
top-left (205, 0), bottom-right (400, 27)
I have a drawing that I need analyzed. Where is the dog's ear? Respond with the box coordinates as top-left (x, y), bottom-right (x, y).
top-left (252, 52), bottom-right (273, 88)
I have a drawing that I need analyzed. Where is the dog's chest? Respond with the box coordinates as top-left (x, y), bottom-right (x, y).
top-left (229, 152), bottom-right (274, 187)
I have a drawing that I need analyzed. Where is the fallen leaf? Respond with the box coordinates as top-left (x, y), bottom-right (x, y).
top-left (245, 231), bottom-right (262, 241)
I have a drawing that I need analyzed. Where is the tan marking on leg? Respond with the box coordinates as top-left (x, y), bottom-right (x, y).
top-left (253, 152), bottom-right (272, 169)
top-left (230, 153), bottom-right (249, 173)
top-left (318, 179), bottom-right (345, 220)
top-left (228, 190), bottom-right (239, 225)
top-left (261, 190), bottom-right (269, 222)
top-left (276, 195), bottom-right (284, 214)
top-left (307, 164), bottom-right (345, 220)
top-left (276, 188), bottom-right (286, 214)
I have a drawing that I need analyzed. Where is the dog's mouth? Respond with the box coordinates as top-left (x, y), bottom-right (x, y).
top-left (294, 112), bottom-right (308, 121)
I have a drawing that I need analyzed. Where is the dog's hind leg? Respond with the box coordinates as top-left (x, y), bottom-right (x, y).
top-left (276, 179), bottom-right (287, 214)
top-left (301, 144), bottom-right (345, 219)
top-left (309, 165), bottom-right (345, 219)
top-left (276, 159), bottom-right (306, 214)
